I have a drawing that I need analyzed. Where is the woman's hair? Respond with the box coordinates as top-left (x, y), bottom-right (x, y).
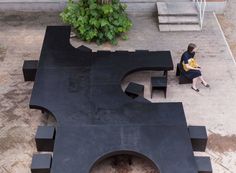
top-left (187, 43), bottom-right (197, 52)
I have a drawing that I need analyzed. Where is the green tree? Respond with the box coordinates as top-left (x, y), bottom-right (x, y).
top-left (60, 0), bottom-right (132, 45)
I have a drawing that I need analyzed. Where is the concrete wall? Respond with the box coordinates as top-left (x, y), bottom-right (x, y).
top-left (0, 0), bottom-right (67, 11)
top-left (0, 0), bottom-right (227, 15)
top-left (0, 0), bottom-right (157, 15)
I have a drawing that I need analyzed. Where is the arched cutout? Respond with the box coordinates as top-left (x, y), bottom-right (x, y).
top-left (29, 104), bottom-right (57, 124)
top-left (89, 150), bottom-right (160, 173)
top-left (121, 69), bottom-right (152, 102)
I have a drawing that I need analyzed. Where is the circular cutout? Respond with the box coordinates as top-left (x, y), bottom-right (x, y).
top-left (90, 153), bottom-right (160, 173)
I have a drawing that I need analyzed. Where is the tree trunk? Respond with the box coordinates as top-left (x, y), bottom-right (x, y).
top-left (97, 0), bottom-right (112, 4)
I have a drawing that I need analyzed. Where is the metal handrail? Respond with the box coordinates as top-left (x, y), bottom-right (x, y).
top-left (193, 0), bottom-right (207, 29)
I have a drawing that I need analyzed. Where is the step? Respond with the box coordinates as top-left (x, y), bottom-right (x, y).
top-left (159, 24), bottom-right (201, 32)
top-left (157, 2), bottom-right (198, 16)
top-left (158, 16), bottom-right (199, 24)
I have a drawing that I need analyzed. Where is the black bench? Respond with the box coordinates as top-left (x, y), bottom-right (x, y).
top-left (135, 50), bottom-right (149, 53)
top-left (151, 72), bottom-right (167, 98)
top-left (188, 126), bottom-right (208, 152)
top-left (31, 154), bottom-right (52, 173)
top-left (35, 126), bottom-right (56, 152)
top-left (176, 63), bottom-right (192, 84)
top-left (134, 96), bottom-right (150, 103)
top-left (125, 82), bottom-right (144, 99)
top-left (115, 50), bottom-right (130, 55)
top-left (77, 45), bottom-right (92, 52)
top-left (195, 156), bottom-right (212, 173)
top-left (23, 60), bottom-right (38, 81)
top-left (96, 50), bottom-right (111, 56)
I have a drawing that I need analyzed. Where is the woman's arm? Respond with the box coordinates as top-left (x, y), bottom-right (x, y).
top-left (185, 64), bottom-right (200, 70)
top-left (194, 59), bottom-right (200, 68)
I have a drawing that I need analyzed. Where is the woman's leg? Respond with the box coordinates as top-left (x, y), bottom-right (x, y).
top-left (192, 77), bottom-right (198, 89)
top-left (198, 76), bottom-right (208, 85)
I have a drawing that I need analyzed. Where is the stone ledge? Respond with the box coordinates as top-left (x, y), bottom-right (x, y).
top-left (0, 0), bottom-right (227, 14)
top-left (205, 1), bottom-right (227, 14)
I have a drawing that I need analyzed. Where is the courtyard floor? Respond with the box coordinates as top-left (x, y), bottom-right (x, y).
top-left (0, 11), bottom-right (236, 173)
top-left (217, 0), bottom-right (236, 62)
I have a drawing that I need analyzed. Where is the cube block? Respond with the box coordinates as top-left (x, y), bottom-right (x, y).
top-left (188, 126), bottom-right (208, 152)
top-left (35, 126), bottom-right (55, 152)
top-left (31, 154), bottom-right (52, 173)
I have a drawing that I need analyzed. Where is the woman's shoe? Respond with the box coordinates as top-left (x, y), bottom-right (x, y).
top-left (201, 82), bottom-right (210, 88)
top-left (191, 86), bottom-right (200, 92)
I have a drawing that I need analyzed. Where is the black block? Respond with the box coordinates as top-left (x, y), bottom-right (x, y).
top-left (134, 96), bottom-right (150, 103)
top-left (115, 50), bottom-right (130, 56)
top-left (115, 50), bottom-right (129, 53)
top-left (35, 126), bottom-right (55, 152)
top-left (31, 154), bottom-right (52, 173)
top-left (30, 26), bottom-right (205, 173)
top-left (77, 45), bottom-right (92, 52)
top-left (23, 60), bottom-right (38, 81)
top-left (176, 63), bottom-right (192, 84)
top-left (195, 156), bottom-right (212, 173)
top-left (188, 126), bottom-right (207, 152)
top-left (135, 50), bottom-right (149, 53)
top-left (151, 76), bottom-right (167, 98)
top-left (125, 82), bottom-right (144, 99)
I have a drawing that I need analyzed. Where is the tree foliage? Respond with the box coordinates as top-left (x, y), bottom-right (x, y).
top-left (60, 0), bottom-right (132, 45)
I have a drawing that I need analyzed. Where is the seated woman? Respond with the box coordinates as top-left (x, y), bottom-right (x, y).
top-left (181, 43), bottom-right (210, 92)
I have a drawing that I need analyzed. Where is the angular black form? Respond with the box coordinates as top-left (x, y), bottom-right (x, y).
top-left (151, 75), bottom-right (168, 98)
top-left (125, 82), bottom-right (144, 98)
top-left (195, 156), bottom-right (212, 173)
top-left (23, 60), bottom-right (38, 81)
top-left (31, 154), bottom-right (52, 173)
top-left (134, 96), bottom-right (150, 103)
top-left (176, 63), bottom-right (192, 84)
top-left (77, 45), bottom-right (92, 52)
top-left (28, 26), bottom-right (212, 173)
top-left (188, 126), bottom-right (208, 152)
top-left (35, 126), bottom-right (55, 152)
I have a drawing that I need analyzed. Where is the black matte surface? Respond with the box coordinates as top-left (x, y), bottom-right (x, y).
top-left (23, 60), bottom-right (38, 81)
top-left (29, 26), bottom-right (200, 173)
top-left (31, 154), bottom-right (52, 173)
top-left (189, 126), bottom-right (208, 152)
top-left (151, 76), bottom-right (167, 98)
top-left (195, 156), bottom-right (212, 173)
top-left (35, 126), bottom-right (55, 152)
top-left (151, 76), bottom-right (167, 87)
top-left (77, 45), bottom-right (92, 52)
top-left (125, 82), bottom-right (144, 98)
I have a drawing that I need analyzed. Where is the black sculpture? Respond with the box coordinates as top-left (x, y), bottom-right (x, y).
top-left (28, 26), bottom-right (211, 173)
